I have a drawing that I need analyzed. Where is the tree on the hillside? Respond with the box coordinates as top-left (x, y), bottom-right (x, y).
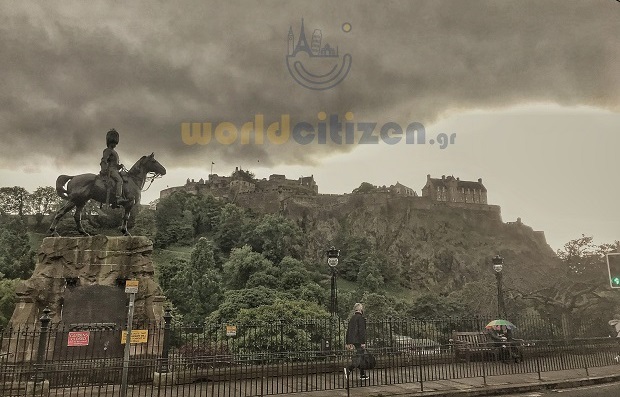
top-left (154, 192), bottom-right (226, 245)
top-left (357, 256), bottom-right (384, 293)
top-left (513, 235), bottom-right (619, 337)
top-left (30, 186), bottom-right (62, 226)
top-left (357, 292), bottom-right (400, 319)
top-left (373, 251), bottom-right (401, 285)
top-left (0, 187), bottom-right (30, 217)
top-left (246, 271), bottom-right (280, 289)
top-left (132, 208), bottom-right (156, 239)
top-left (447, 280), bottom-right (499, 315)
top-left (214, 204), bottom-right (249, 253)
top-left (230, 299), bottom-right (330, 354)
top-left (334, 235), bottom-right (372, 281)
top-left (405, 292), bottom-right (470, 318)
top-left (156, 258), bottom-right (186, 294)
top-left (0, 278), bottom-right (18, 327)
top-left (159, 238), bottom-right (223, 323)
top-left (298, 282), bottom-right (327, 306)
top-left (352, 182), bottom-right (378, 194)
top-left (188, 195), bottom-right (223, 235)
top-left (159, 210), bottom-right (194, 247)
top-left (244, 214), bottom-right (303, 263)
top-left (156, 192), bottom-right (188, 227)
top-left (222, 245), bottom-right (274, 289)
top-left (207, 286), bottom-right (293, 323)
top-left (0, 218), bottom-right (35, 279)
top-left (154, 192), bottom-right (193, 246)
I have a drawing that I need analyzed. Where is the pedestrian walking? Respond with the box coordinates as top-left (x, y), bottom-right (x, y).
top-left (345, 303), bottom-right (369, 380)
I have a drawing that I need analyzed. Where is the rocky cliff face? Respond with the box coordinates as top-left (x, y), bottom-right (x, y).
top-left (261, 193), bottom-right (557, 294)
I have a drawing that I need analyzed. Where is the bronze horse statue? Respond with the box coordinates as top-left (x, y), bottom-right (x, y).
top-left (49, 153), bottom-right (166, 236)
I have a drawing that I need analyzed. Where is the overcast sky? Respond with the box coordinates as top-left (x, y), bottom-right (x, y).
top-left (1, 0), bottom-right (618, 251)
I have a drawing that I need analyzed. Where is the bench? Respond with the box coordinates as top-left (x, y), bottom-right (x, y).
top-left (450, 331), bottom-right (498, 362)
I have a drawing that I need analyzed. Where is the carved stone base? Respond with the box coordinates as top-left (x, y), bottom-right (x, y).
top-left (8, 236), bottom-right (166, 361)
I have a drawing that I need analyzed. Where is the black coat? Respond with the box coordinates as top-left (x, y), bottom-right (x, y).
top-left (346, 312), bottom-right (366, 344)
top-left (486, 328), bottom-right (507, 346)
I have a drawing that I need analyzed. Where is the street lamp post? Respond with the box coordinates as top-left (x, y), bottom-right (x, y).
top-left (327, 246), bottom-right (340, 316)
top-left (492, 255), bottom-right (506, 319)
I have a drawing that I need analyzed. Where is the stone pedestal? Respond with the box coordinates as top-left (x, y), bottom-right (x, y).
top-left (7, 236), bottom-right (166, 361)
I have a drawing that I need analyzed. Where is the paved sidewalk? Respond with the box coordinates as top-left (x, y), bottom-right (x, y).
top-left (277, 365), bottom-right (620, 397)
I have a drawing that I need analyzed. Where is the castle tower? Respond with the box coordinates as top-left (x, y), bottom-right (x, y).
top-left (311, 29), bottom-right (322, 55)
top-left (293, 18), bottom-right (313, 56)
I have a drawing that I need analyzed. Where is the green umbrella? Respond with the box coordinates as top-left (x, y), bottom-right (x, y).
top-left (485, 319), bottom-right (517, 329)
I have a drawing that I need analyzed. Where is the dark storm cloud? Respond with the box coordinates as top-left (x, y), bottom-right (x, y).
top-left (1, 0), bottom-right (617, 170)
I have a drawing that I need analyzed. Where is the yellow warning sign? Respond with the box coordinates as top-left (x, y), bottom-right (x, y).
top-left (121, 330), bottom-right (148, 344)
top-left (124, 280), bottom-right (139, 293)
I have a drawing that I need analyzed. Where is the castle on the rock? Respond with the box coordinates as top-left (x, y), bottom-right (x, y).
top-left (160, 169), bottom-right (488, 205)
top-left (160, 167), bottom-right (320, 199)
top-left (158, 170), bottom-right (547, 245)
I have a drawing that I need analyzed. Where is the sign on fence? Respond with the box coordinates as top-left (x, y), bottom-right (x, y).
top-left (226, 325), bottom-right (237, 337)
top-left (121, 329), bottom-right (148, 344)
top-left (67, 331), bottom-right (90, 347)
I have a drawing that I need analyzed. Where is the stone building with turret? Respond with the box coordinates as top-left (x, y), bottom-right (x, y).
top-left (421, 174), bottom-right (487, 204)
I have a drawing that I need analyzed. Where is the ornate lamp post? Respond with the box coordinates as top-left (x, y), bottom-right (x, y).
top-left (492, 255), bottom-right (506, 319)
top-left (327, 246), bottom-right (340, 316)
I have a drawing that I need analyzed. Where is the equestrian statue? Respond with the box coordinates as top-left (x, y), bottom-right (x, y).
top-left (49, 128), bottom-right (166, 236)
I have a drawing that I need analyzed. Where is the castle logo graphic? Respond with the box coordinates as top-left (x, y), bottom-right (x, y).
top-left (286, 18), bottom-right (352, 90)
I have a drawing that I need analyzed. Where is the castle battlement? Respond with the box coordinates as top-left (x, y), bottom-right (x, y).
top-left (160, 168), bottom-right (318, 200)
top-left (160, 171), bottom-right (494, 212)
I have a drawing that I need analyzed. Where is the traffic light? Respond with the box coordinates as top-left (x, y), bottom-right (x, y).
top-left (607, 253), bottom-right (620, 289)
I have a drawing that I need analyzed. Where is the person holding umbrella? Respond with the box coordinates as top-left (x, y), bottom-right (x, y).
top-left (485, 320), bottom-right (522, 363)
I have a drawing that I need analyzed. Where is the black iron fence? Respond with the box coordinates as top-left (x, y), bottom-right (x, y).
top-left (1, 312), bottom-right (618, 396)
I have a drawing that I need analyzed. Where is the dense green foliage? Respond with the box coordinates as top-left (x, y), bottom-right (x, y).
top-left (0, 218), bottom-right (35, 280)
top-left (0, 278), bottom-right (18, 327)
top-left (0, 216), bottom-right (35, 327)
top-left (153, 191), bottom-right (325, 324)
top-left (0, 186), bottom-right (62, 218)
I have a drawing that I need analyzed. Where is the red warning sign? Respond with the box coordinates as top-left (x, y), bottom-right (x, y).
top-left (67, 331), bottom-right (90, 347)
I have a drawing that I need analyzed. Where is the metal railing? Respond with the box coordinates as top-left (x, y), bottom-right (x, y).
top-left (1, 313), bottom-right (618, 396)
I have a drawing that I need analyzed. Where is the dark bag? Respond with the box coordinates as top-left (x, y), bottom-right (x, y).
top-left (355, 349), bottom-right (376, 370)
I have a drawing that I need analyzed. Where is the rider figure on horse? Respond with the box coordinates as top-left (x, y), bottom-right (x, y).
top-left (100, 129), bottom-right (129, 205)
